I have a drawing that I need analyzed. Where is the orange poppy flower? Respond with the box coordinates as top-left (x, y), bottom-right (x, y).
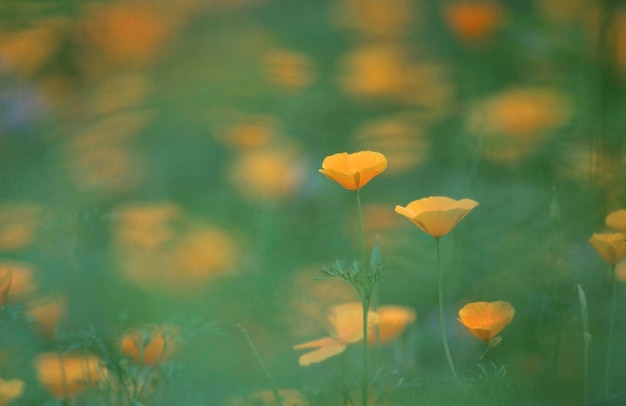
top-left (121, 325), bottom-right (177, 366)
top-left (35, 352), bottom-right (106, 398)
top-left (589, 232), bottom-right (626, 265)
top-left (606, 209), bottom-right (626, 234)
top-left (367, 305), bottom-right (416, 344)
top-left (0, 378), bottom-right (24, 405)
top-left (443, 1), bottom-right (504, 42)
top-left (319, 151), bottom-right (387, 191)
top-left (395, 196), bottom-right (479, 237)
top-left (294, 302), bottom-right (379, 366)
top-left (458, 301), bottom-right (515, 344)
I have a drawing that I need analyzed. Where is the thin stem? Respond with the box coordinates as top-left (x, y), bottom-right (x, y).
top-left (604, 267), bottom-right (617, 401)
top-left (576, 284), bottom-right (590, 406)
top-left (355, 189), bottom-right (369, 406)
top-left (237, 325), bottom-right (281, 406)
top-left (436, 237), bottom-right (459, 383)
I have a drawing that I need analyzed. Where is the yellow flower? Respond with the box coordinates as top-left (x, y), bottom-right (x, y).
top-left (294, 302), bottom-right (379, 366)
top-left (589, 232), bottom-right (626, 265)
top-left (367, 305), bottom-right (416, 344)
top-left (395, 196), bottom-right (479, 237)
top-left (0, 378), bottom-right (24, 405)
top-left (606, 209), bottom-right (626, 234)
top-left (458, 301), bottom-right (515, 344)
top-left (319, 151), bottom-right (387, 191)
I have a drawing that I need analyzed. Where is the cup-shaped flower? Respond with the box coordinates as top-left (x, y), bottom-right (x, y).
top-left (294, 302), bottom-right (379, 366)
top-left (458, 301), bottom-right (515, 345)
top-left (367, 305), bottom-right (416, 345)
top-left (319, 151), bottom-right (387, 191)
top-left (589, 232), bottom-right (626, 265)
top-left (606, 209), bottom-right (626, 234)
top-left (121, 325), bottom-right (177, 366)
top-left (395, 196), bottom-right (479, 237)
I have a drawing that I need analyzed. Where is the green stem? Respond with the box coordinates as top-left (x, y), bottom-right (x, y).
top-left (604, 267), bottom-right (617, 401)
top-left (436, 237), bottom-right (459, 383)
top-left (237, 325), bottom-right (281, 406)
top-left (576, 284), bottom-right (590, 406)
top-left (355, 189), bottom-right (369, 406)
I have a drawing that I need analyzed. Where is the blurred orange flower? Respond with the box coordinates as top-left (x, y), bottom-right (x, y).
top-left (80, 2), bottom-right (173, 68)
top-left (337, 44), bottom-right (455, 111)
top-left (606, 209), bottom-right (626, 234)
top-left (35, 352), bottom-right (105, 398)
top-left (121, 325), bottom-right (177, 366)
top-left (0, 262), bottom-right (37, 303)
top-left (367, 305), bottom-right (415, 344)
top-left (294, 302), bottom-right (379, 366)
top-left (0, 20), bottom-right (63, 77)
top-left (230, 147), bottom-right (304, 201)
top-left (264, 49), bottom-right (316, 90)
top-left (443, 1), bottom-right (504, 42)
top-left (589, 232), bottom-right (626, 265)
top-left (466, 87), bottom-right (569, 163)
top-left (354, 114), bottom-right (430, 175)
top-left (214, 114), bottom-right (278, 150)
top-left (395, 196), bottom-right (479, 237)
top-left (114, 203), bottom-right (239, 294)
top-left (458, 301), bottom-right (515, 344)
top-left (0, 378), bottom-right (24, 406)
top-left (331, 0), bottom-right (415, 39)
top-left (26, 295), bottom-right (67, 338)
top-left (0, 203), bottom-right (41, 251)
top-left (319, 151), bottom-right (387, 191)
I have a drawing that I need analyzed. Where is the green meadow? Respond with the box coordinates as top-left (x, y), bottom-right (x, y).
top-left (0, 0), bottom-right (625, 404)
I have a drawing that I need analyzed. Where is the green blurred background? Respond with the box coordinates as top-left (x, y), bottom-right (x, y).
top-left (0, 0), bottom-right (625, 404)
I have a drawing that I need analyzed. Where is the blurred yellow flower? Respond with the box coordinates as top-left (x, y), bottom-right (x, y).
top-left (458, 301), bottom-right (515, 344)
top-left (443, 1), bottom-right (504, 42)
top-left (35, 352), bottom-right (105, 398)
top-left (121, 325), bottom-right (177, 366)
top-left (0, 378), bottom-right (24, 406)
top-left (395, 196), bottom-right (479, 237)
top-left (606, 209), bottom-right (626, 234)
top-left (367, 305), bottom-right (416, 344)
top-left (319, 151), bottom-right (387, 191)
top-left (294, 302), bottom-right (379, 366)
top-left (589, 232), bottom-right (626, 265)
